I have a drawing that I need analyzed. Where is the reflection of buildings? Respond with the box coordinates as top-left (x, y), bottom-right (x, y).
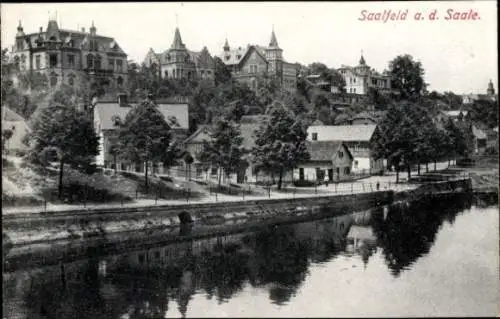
top-left (346, 209), bottom-right (378, 267)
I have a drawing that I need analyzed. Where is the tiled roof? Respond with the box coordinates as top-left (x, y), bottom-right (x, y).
top-left (306, 141), bottom-right (344, 161)
top-left (219, 46), bottom-right (249, 65)
top-left (308, 125), bottom-right (377, 142)
top-left (95, 102), bottom-right (189, 131)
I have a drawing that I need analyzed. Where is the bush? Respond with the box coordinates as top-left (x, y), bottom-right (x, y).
top-left (293, 180), bottom-right (319, 187)
top-left (484, 146), bottom-right (499, 155)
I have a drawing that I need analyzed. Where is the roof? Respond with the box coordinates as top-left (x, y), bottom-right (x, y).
top-left (182, 122), bottom-right (261, 150)
top-left (171, 27), bottom-right (185, 50)
top-left (443, 110), bottom-right (468, 117)
top-left (308, 125), bottom-right (377, 142)
top-left (269, 30), bottom-right (279, 47)
top-left (472, 125), bottom-right (487, 139)
top-left (306, 141), bottom-right (352, 162)
top-left (2, 106), bottom-right (25, 121)
top-left (95, 102), bottom-right (189, 131)
top-left (350, 111), bottom-right (386, 123)
top-left (218, 44), bottom-right (272, 66)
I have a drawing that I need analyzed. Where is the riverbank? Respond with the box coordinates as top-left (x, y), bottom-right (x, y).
top-left (2, 178), bottom-right (476, 250)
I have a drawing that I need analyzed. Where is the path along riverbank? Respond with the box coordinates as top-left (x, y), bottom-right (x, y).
top-left (2, 177), bottom-right (476, 248)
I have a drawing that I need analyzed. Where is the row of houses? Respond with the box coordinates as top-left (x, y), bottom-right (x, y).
top-left (93, 94), bottom-right (386, 184)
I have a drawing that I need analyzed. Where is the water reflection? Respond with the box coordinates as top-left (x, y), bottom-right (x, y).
top-left (4, 193), bottom-right (493, 318)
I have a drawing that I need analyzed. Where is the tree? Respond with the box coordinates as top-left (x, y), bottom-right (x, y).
top-left (28, 103), bottom-right (99, 199)
top-left (117, 99), bottom-right (174, 193)
top-left (252, 106), bottom-right (310, 189)
top-left (444, 118), bottom-right (473, 162)
top-left (198, 117), bottom-right (245, 188)
top-left (468, 98), bottom-right (498, 129)
top-left (214, 56), bottom-right (232, 86)
top-left (389, 54), bottom-right (427, 100)
top-left (372, 101), bottom-right (422, 182)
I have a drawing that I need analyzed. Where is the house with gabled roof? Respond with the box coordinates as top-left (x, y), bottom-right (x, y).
top-left (307, 124), bottom-right (384, 174)
top-left (143, 27), bottom-right (216, 84)
top-left (296, 141), bottom-right (353, 182)
top-left (218, 28), bottom-right (297, 93)
top-left (10, 18), bottom-right (128, 91)
top-left (93, 94), bottom-right (189, 172)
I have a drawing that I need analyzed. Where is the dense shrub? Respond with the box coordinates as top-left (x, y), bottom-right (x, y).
top-left (293, 180), bottom-right (319, 187)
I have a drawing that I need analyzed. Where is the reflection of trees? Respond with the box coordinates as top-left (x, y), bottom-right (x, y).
top-left (371, 195), bottom-right (471, 277)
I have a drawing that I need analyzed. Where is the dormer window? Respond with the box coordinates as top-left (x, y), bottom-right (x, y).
top-left (236, 54), bottom-right (241, 59)
top-left (225, 55), bottom-right (230, 61)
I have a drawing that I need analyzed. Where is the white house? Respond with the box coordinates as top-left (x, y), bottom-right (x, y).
top-left (306, 124), bottom-right (384, 174)
top-left (93, 94), bottom-right (189, 173)
top-left (295, 141), bottom-right (353, 182)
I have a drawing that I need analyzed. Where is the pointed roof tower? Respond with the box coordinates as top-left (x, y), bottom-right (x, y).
top-left (46, 17), bottom-right (60, 40)
top-left (16, 20), bottom-right (25, 37)
top-left (269, 27), bottom-right (279, 48)
top-left (90, 20), bottom-right (96, 35)
top-left (171, 27), bottom-right (186, 50)
top-left (359, 51), bottom-right (366, 66)
top-left (223, 38), bottom-right (230, 52)
top-left (487, 79), bottom-right (495, 96)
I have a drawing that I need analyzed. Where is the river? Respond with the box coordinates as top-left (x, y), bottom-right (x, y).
top-left (2, 194), bottom-right (498, 318)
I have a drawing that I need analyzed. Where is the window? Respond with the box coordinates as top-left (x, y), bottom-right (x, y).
top-left (13, 56), bottom-right (20, 70)
top-left (353, 78), bottom-right (356, 83)
top-left (116, 59), bottom-right (123, 72)
top-left (87, 54), bottom-right (94, 69)
top-left (50, 73), bottom-right (58, 87)
top-left (95, 55), bottom-right (102, 69)
top-left (211, 167), bottom-right (218, 175)
top-left (164, 70), bottom-right (168, 78)
top-left (117, 76), bottom-right (123, 87)
top-left (68, 75), bottom-right (74, 86)
top-left (154, 251), bottom-right (160, 260)
top-left (225, 55), bottom-right (230, 61)
top-left (35, 55), bottom-right (41, 69)
top-left (338, 151), bottom-right (344, 158)
top-left (249, 65), bottom-right (258, 73)
top-left (49, 54), bottom-right (57, 68)
top-left (67, 54), bottom-right (75, 68)
top-left (312, 132), bottom-right (318, 141)
top-left (353, 88), bottom-right (356, 94)
top-left (108, 58), bottom-right (115, 70)
top-left (354, 160), bottom-right (358, 168)
top-left (344, 167), bottom-right (350, 175)
top-left (138, 253), bottom-right (145, 264)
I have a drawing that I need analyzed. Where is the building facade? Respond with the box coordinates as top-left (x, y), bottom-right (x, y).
top-left (218, 29), bottom-right (297, 93)
top-left (143, 28), bottom-right (216, 83)
top-left (93, 94), bottom-right (189, 172)
top-left (462, 79), bottom-right (498, 105)
top-left (10, 19), bottom-right (128, 91)
top-left (295, 141), bottom-right (354, 182)
top-left (306, 124), bottom-right (384, 174)
top-left (338, 54), bottom-right (393, 95)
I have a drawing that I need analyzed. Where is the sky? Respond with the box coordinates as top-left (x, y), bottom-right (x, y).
top-left (1, 1), bottom-right (498, 94)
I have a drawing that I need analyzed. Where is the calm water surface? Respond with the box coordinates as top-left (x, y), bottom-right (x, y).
top-left (3, 195), bottom-right (499, 318)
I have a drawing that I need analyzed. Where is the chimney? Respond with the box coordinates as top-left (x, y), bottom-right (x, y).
top-left (81, 27), bottom-right (85, 33)
top-left (117, 93), bottom-right (128, 107)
